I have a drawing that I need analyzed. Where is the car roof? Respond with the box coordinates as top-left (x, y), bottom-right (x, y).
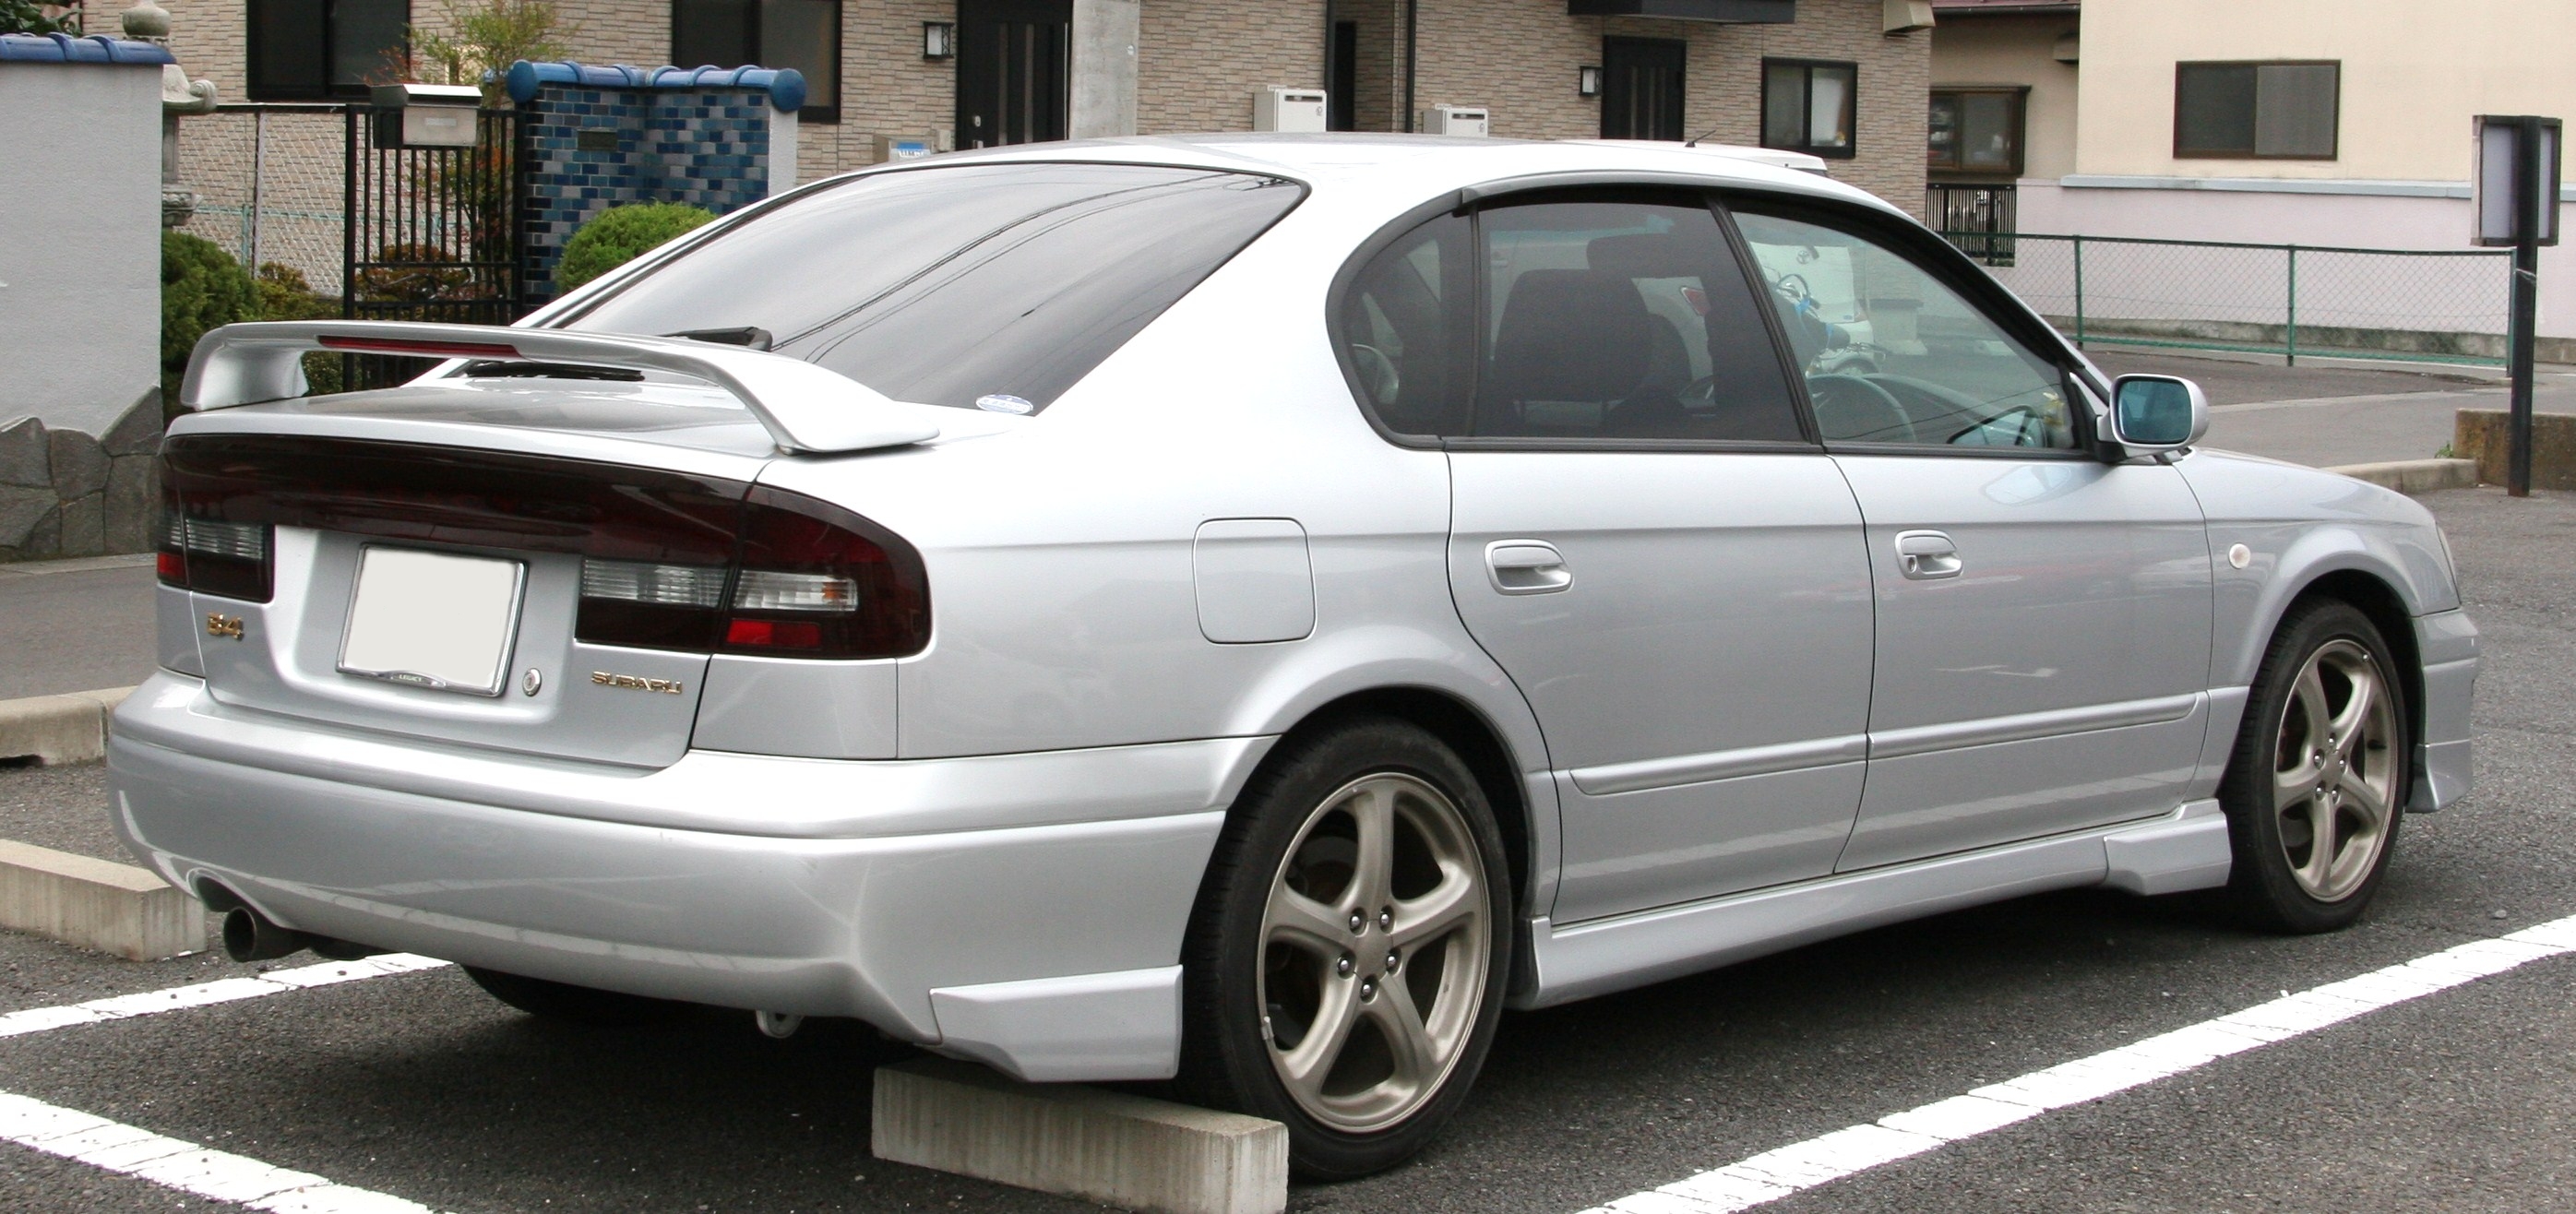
top-left (892, 132), bottom-right (1901, 220)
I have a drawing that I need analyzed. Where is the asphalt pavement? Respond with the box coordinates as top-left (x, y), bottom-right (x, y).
top-left (0, 485), bottom-right (2570, 1213)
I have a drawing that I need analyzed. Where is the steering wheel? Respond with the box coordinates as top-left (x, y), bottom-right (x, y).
top-left (1807, 373), bottom-right (1916, 444)
top-left (1771, 273), bottom-right (1813, 309)
top-left (1349, 344), bottom-right (1400, 406)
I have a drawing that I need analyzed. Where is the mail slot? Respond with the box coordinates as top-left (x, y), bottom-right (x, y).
top-left (369, 83), bottom-right (483, 149)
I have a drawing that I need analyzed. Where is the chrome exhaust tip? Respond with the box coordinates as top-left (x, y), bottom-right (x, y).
top-left (754, 1009), bottom-right (804, 1039)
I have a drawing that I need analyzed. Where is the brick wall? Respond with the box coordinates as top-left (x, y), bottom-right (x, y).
top-left (1136, 0), bottom-right (1324, 133)
top-left (1411, 0), bottom-right (1929, 218)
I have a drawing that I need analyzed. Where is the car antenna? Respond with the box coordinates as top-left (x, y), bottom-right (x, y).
top-left (1684, 125), bottom-right (1725, 148)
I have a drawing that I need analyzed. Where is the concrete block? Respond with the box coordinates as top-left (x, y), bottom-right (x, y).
top-left (0, 686), bottom-right (134, 764)
top-left (873, 1059), bottom-right (1286, 1214)
top-left (2456, 409), bottom-right (2576, 492)
top-left (2325, 458), bottom-right (2481, 495)
top-left (0, 839), bottom-right (205, 961)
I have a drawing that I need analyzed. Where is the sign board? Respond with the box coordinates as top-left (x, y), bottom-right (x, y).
top-left (2474, 114), bottom-right (2560, 246)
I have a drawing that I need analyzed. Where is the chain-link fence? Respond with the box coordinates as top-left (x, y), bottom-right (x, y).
top-left (174, 104), bottom-right (351, 300)
top-left (1941, 232), bottom-right (2515, 366)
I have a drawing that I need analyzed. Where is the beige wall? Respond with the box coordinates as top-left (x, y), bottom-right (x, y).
top-left (2077, 0), bottom-right (2576, 181)
top-left (1928, 12), bottom-right (2075, 181)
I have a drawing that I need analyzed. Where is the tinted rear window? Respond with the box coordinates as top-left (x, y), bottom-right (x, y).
top-left (558, 162), bottom-right (1305, 413)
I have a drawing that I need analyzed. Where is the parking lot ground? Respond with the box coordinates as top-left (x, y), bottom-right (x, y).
top-left (0, 485), bottom-right (2566, 1212)
top-left (0, 556), bottom-right (158, 702)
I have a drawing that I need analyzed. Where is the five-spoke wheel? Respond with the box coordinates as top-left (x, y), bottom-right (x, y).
top-left (1180, 719), bottom-right (1511, 1179)
top-left (2222, 600), bottom-right (2410, 932)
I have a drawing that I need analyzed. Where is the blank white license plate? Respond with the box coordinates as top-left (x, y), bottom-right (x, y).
top-left (338, 547), bottom-right (526, 696)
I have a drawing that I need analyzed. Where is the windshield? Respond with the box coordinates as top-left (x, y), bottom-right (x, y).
top-left (557, 162), bottom-right (1306, 413)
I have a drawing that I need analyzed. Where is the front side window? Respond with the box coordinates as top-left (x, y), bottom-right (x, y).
top-left (1733, 208), bottom-right (2076, 451)
top-left (1762, 59), bottom-right (1856, 160)
top-left (562, 162), bottom-right (1303, 413)
top-left (673, 0), bottom-right (842, 122)
top-left (1473, 195), bottom-right (1803, 442)
top-left (2176, 61), bottom-right (2338, 160)
top-left (247, 0), bottom-right (407, 101)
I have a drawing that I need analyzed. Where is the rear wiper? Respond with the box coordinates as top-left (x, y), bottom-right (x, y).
top-left (664, 327), bottom-right (773, 351)
top-left (458, 360), bottom-right (645, 382)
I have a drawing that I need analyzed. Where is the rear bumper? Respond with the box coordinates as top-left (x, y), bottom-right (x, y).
top-left (106, 673), bottom-right (1265, 1081)
top-left (2410, 609), bottom-right (2477, 813)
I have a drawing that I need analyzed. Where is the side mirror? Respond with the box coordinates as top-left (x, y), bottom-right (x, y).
top-left (2109, 374), bottom-right (2209, 454)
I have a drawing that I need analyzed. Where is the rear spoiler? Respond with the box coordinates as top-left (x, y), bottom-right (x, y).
top-left (179, 320), bottom-right (942, 455)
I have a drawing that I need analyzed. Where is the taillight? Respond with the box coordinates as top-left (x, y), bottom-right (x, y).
top-left (157, 480), bottom-right (274, 601)
top-left (574, 487), bottom-right (928, 661)
top-left (715, 486), bottom-right (929, 659)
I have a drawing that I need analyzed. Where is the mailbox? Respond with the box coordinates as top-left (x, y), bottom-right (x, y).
top-left (370, 83), bottom-right (483, 149)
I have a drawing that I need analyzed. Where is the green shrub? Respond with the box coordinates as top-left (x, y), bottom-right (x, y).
top-left (256, 263), bottom-right (345, 396)
top-left (162, 232), bottom-right (258, 407)
top-left (555, 203), bottom-right (715, 292)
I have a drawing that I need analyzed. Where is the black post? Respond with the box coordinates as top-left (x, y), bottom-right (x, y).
top-left (2508, 115), bottom-right (2543, 497)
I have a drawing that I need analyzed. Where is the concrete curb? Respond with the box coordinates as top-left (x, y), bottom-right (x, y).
top-left (2324, 458), bottom-right (2482, 495)
top-left (0, 839), bottom-right (206, 961)
top-left (873, 1059), bottom-right (1287, 1214)
top-left (0, 686), bottom-right (135, 764)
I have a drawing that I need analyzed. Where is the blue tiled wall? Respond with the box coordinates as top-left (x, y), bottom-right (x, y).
top-left (519, 86), bottom-right (775, 304)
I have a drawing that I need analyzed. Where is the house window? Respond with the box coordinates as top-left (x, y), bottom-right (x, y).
top-left (672, 0), bottom-right (842, 123)
top-left (246, 0), bottom-right (409, 101)
top-left (1927, 88), bottom-right (2024, 177)
top-left (2175, 61), bottom-right (2338, 160)
top-left (1762, 59), bottom-right (1855, 159)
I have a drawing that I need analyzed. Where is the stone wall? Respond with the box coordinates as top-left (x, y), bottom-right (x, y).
top-left (0, 401), bottom-right (161, 563)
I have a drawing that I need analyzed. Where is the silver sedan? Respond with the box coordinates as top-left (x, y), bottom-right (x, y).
top-left (120, 135), bottom-right (2475, 1178)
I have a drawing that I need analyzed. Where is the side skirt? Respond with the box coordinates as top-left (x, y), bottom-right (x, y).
top-left (1514, 799), bottom-right (2230, 1010)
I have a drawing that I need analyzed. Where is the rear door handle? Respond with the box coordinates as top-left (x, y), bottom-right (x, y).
top-left (1485, 540), bottom-right (1573, 595)
top-left (1894, 530), bottom-right (1962, 580)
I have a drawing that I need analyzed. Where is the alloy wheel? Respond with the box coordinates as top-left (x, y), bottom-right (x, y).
top-left (1257, 772), bottom-right (1492, 1134)
top-left (2270, 638), bottom-right (2399, 902)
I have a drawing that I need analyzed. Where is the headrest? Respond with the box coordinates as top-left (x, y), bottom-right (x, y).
top-left (1487, 269), bottom-right (1651, 403)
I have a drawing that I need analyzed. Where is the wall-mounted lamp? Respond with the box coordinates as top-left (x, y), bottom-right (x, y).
top-left (923, 21), bottom-right (956, 60)
top-left (1578, 65), bottom-right (1603, 98)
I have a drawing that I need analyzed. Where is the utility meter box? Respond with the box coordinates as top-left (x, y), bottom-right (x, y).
top-left (369, 83), bottom-right (483, 149)
top-left (1421, 105), bottom-right (1490, 137)
top-left (1254, 87), bottom-right (1329, 133)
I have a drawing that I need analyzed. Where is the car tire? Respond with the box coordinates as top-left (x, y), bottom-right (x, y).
top-left (2218, 599), bottom-right (2410, 934)
top-left (464, 967), bottom-right (692, 1027)
top-left (1177, 717), bottom-right (1513, 1180)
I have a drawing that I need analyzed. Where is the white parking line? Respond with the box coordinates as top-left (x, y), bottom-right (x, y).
top-left (0, 953), bottom-right (450, 1041)
top-left (1579, 913), bottom-right (2576, 1214)
top-left (0, 1088), bottom-right (440, 1212)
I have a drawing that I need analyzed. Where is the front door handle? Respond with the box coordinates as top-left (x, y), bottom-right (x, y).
top-left (1485, 540), bottom-right (1573, 595)
top-left (1894, 530), bottom-right (1962, 580)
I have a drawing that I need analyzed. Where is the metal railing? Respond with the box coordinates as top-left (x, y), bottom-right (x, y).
top-left (1939, 231), bottom-right (2515, 366)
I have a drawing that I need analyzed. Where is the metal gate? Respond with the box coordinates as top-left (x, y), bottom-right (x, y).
top-left (340, 104), bottom-right (524, 390)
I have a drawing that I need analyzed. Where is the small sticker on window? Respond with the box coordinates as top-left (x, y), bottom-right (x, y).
top-left (976, 394), bottom-right (1035, 415)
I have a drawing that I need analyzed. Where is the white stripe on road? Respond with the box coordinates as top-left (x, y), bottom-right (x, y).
top-left (0, 953), bottom-right (450, 1041)
top-left (1580, 913), bottom-right (2576, 1214)
top-left (0, 1087), bottom-right (439, 1212)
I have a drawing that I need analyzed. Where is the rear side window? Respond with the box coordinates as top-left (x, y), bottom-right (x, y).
top-left (1333, 189), bottom-right (1804, 444)
top-left (561, 163), bottom-right (1304, 413)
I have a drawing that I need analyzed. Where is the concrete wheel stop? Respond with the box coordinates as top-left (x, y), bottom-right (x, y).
top-left (872, 1058), bottom-right (1288, 1214)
